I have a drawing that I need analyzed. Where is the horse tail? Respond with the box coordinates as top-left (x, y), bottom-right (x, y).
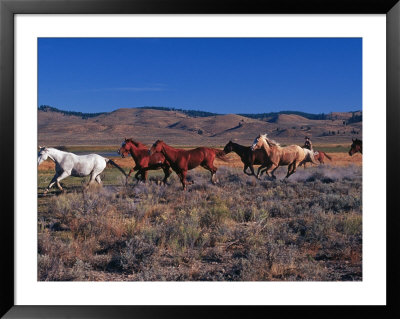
top-left (105, 158), bottom-right (128, 177)
top-left (323, 152), bottom-right (332, 161)
top-left (211, 149), bottom-right (230, 162)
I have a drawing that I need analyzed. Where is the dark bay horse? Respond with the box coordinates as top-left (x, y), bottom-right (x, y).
top-left (223, 141), bottom-right (270, 179)
top-left (349, 138), bottom-right (362, 156)
top-left (149, 140), bottom-right (227, 190)
top-left (118, 138), bottom-right (171, 183)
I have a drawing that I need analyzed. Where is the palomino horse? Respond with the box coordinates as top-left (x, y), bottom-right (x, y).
top-left (349, 138), bottom-right (362, 156)
top-left (38, 147), bottom-right (127, 194)
top-left (299, 149), bottom-right (331, 168)
top-left (118, 138), bottom-right (171, 183)
top-left (251, 134), bottom-right (309, 179)
top-left (149, 140), bottom-right (226, 190)
top-left (223, 141), bottom-right (271, 179)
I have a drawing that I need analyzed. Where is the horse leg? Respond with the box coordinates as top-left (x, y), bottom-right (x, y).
top-left (256, 163), bottom-right (269, 179)
top-left (162, 166), bottom-right (171, 184)
top-left (285, 162), bottom-right (294, 178)
top-left (95, 175), bottom-right (102, 185)
top-left (292, 161), bottom-right (300, 174)
top-left (211, 170), bottom-right (218, 184)
top-left (286, 161), bottom-right (299, 178)
top-left (266, 164), bottom-right (278, 180)
top-left (178, 171), bottom-right (188, 190)
top-left (134, 170), bottom-right (141, 183)
top-left (127, 168), bottom-right (134, 177)
top-left (142, 169), bottom-right (148, 182)
top-left (203, 163), bottom-right (218, 184)
top-left (243, 165), bottom-right (251, 176)
top-left (56, 171), bottom-right (70, 191)
top-left (248, 164), bottom-right (258, 178)
top-left (44, 173), bottom-right (60, 194)
top-left (86, 171), bottom-right (97, 188)
top-left (243, 164), bottom-right (255, 176)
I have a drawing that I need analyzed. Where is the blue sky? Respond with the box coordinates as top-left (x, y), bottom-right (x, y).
top-left (38, 38), bottom-right (362, 114)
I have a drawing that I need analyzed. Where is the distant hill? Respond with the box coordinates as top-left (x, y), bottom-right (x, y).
top-left (238, 110), bottom-right (329, 121)
top-left (137, 106), bottom-right (219, 118)
top-left (39, 105), bottom-right (107, 119)
top-left (38, 105), bottom-right (362, 146)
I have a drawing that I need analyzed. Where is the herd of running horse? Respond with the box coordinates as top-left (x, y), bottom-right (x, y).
top-left (37, 136), bottom-right (362, 192)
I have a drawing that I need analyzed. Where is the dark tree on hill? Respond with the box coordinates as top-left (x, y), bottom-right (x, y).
top-left (38, 105), bottom-right (106, 119)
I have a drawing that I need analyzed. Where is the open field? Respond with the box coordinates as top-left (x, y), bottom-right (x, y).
top-left (38, 151), bottom-right (362, 281)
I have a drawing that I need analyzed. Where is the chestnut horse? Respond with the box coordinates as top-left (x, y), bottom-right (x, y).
top-left (314, 151), bottom-right (332, 164)
top-left (149, 140), bottom-right (227, 190)
top-left (300, 150), bottom-right (332, 168)
top-left (349, 138), bottom-right (362, 156)
top-left (251, 134), bottom-right (310, 179)
top-left (223, 141), bottom-right (271, 179)
top-left (118, 138), bottom-right (171, 183)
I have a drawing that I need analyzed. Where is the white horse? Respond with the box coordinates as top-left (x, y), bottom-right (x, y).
top-left (38, 147), bottom-right (127, 194)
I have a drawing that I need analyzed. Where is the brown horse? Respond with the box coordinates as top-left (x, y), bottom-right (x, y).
top-left (349, 138), bottom-right (362, 156)
top-left (118, 138), bottom-right (171, 183)
top-left (251, 134), bottom-right (307, 179)
top-left (223, 141), bottom-right (271, 179)
top-left (300, 150), bottom-right (332, 168)
top-left (314, 151), bottom-right (332, 164)
top-left (149, 140), bottom-right (227, 190)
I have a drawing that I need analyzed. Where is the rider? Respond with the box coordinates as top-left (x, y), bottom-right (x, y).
top-left (303, 136), bottom-right (313, 151)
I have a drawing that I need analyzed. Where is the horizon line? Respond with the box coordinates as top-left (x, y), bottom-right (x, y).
top-left (38, 104), bottom-right (362, 116)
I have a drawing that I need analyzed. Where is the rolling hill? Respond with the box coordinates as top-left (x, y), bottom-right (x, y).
top-left (38, 106), bottom-right (362, 146)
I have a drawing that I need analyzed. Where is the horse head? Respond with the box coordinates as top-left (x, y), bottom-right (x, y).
top-left (149, 140), bottom-right (164, 156)
top-left (37, 147), bottom-right (49, 166)
top-left (349, 138), bottom-right (362, 156)
top-left (118, 139), bottom-right (131, 158)
top-left (251, 134), bottom-right (267, 151)
top-left (223, 141), bottom-right (234, 153)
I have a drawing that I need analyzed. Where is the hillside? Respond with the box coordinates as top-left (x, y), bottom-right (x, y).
top-left (38, 106), bottom-right (362, 146)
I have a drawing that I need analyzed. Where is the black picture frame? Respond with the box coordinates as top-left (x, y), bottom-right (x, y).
top-left (1, 0), bottom-right (399, 318)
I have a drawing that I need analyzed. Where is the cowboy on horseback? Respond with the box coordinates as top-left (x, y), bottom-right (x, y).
top-left (303, 136), bottom-right (313, 151)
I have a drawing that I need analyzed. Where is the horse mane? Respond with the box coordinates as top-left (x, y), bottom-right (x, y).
top-left (260, 134), bottom-right (280, 147)
top-left (126, 138), bottom-right (147, 148)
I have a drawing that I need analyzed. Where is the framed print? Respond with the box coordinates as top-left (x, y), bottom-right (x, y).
top-left (1, 0), bottom-right (399, 318)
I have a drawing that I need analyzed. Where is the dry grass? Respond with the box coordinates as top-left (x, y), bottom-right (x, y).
top-left (38, 164), bottom-right (362, 281)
